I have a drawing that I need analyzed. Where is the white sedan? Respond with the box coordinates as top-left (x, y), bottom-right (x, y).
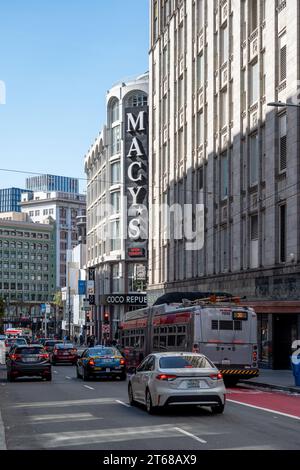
top-left (128, 352), bottom-right (226, 414)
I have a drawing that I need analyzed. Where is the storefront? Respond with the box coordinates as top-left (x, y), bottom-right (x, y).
top-left (243, 301), bottom-right (300, 370)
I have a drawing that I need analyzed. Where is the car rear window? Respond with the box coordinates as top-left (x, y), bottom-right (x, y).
top-left (56, 344), bottom-right (74, 349)
top-left (159, 355), bottom-right (214, 369)
top-left (15, 347), bottom-right (44, 355)
top-left (90, 348), bottom-right (116, 356)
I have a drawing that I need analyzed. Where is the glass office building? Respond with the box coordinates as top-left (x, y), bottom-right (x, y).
top-left (0, 188), bottom-right (30, 213)
top-left (26, 175), bottom-right (79, 194)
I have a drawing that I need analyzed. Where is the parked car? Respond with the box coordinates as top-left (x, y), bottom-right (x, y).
top-left (76, 347), bottom-right (127, 381)
top-left (0, 335), bottom-right (6, 341)
top-left (128, 352), bottom-right (226, 414)
top-left (44, 339), bottom-right (63, 353)
top-left (51, 343), bottom-right (78, 365)
top-left (6, 344), bottom-right (52, 382)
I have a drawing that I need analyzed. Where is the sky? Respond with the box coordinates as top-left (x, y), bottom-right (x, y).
top-left (0, 0), bottom-right (149, 193)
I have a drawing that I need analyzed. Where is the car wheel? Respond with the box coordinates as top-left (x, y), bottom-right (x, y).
top-left (7, 372), bottom-right (14, 382)
top-left (145, 389), bottom-right (157, 415)
top-left (83, 369), bottom-right (90, 381)
top-left (45, 374), bottom-right (52, 382)
top-left (211, 403), bottom-right (225, 414)
top-left (128, 383), bottom-right (136, 406)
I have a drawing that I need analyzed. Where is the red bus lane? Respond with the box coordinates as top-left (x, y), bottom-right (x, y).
top-left (226, 387), bottom-right (300, 419)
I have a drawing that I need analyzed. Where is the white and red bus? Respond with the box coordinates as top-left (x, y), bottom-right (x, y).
top-left (120, 296), bottom-right (259, 385)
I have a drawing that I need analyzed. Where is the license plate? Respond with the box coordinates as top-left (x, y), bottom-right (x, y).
top-left (23, 358), bottom-right (36, 363)
top-left (94, 367), bottom-right (102, 371)
top-left (102, 359), bottom-right (111, 363)
top-left (186, 380), bottom-right (200, 389)
top-left (222, 359), bottom-right (231, 365)
top-left (106, 368), bottom-right (110, 372)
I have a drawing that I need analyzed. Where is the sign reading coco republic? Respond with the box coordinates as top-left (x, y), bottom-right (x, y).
top-left (100, 294), bottom-right (147, 306)
top-left (124, 105), bottom-right (148, 259)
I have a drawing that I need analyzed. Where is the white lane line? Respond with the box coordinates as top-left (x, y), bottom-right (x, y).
top-left (83, 385), bottom-right (95, 390)
top-left (116, 400), bottom-right (131, 408)
top-left (29, 413), bottom-right (104, 423)
top-left (12, 398), bottom-right (117, 408)
top-left (65, 376), bottom-right (71, 380)
top-left (53, 371), bottom-right (58, 374)
top-left (0, 408), bottom-right (7, 450)
top-left (227, 399), bottom-right (300, 421)
top-left (174, 427), bottom-right (207, 444)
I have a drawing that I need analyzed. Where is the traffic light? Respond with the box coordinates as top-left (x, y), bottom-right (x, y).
top-left (104, 312), bottom-right (109, 324)
top-left (88, 295), bottom-right (95, 305)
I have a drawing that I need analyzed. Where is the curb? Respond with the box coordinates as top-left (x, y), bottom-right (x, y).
top-left (239, 379), bottom-right (300, 394)
top-left (0, 408), bottom-right (7, 450)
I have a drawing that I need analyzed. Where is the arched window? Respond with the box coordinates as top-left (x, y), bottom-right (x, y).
top-left (111, 99), bottom-right (119, 123)
top-left (126, 93), bottom-right (148, 108)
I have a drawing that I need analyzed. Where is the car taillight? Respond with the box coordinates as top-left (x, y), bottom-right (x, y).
top-left (252, 351), bottom-right (258, 362)
top-left (88, 359), bottom-right (95, 366)
top-left (210, 373), bottom-right (223, 380)
top-left (39, 353), bottom-right (49, 360)
top-left (120, 359), bottom-right (125, 365)
top-left (156, 374), bottom-right (177, 381)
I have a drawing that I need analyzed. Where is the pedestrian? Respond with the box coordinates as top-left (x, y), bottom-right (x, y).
top-left (89, 335), bottom-right (95, 348)
top-left (87, 335), bottom-right (91, 347)
top-left (79, 334), bottom-right (84, 346)
top-left (74, 334), bottom-right (78, 345)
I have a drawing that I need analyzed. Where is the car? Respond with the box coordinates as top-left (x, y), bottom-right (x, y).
top-left (5, 337), bottom-right (27, 358)
top-left (128, 352), bottom-right (226, 415)
top-left (6, 344), bottom-right (52, 382)
top-left (76, 347), bottom-right (127, 381)
top-left (44, 339), bottom-right (63, 353)
top-left (51, 343), bottom-right (78, 365)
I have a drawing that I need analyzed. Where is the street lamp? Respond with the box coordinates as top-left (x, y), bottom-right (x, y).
top-left (267, 101), bottom-right (300, 109)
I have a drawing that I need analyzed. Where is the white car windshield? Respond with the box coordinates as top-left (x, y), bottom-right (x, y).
top-left (159, 355), bottom-right (214, 369)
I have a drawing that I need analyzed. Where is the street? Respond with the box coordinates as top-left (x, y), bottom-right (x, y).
top-left (0, 364), bottom-right (299, 450)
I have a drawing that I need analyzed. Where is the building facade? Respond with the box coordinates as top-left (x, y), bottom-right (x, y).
top-left (20, 190), bottom-right (86, 288)
top-left (26, 174), bottom-right (79, 194)
top-left (0, 188), bottom-right (32, 213)
top-left (84, 73), bottom-right (149, 344)
top-left (148, 0), bottom-right (300, 368)
top-left (0, 217), bottom-right (56, 329)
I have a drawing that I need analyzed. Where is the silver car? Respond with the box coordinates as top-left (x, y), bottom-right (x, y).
top-left (128, 352), bottom-right (226, 414)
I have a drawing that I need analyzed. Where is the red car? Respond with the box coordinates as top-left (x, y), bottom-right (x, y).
top-left (51, 343), bottom-right (78, 365)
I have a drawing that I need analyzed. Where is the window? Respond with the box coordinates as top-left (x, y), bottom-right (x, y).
top-left (220, 90), bottom-right (227, 128)
top-left (249, 0), bottom-right (258, 33)
top-left (279, 204), bottom-right (286, 263)
top-left (197, 53), bottom-right (204, 87)
top-left (250, 133), bottom-right (259, 185)
top-left (110, 220), bottom-right (120, 251)
top-left (111, 192), bottom-right (120, 214)
top-left (221, 152), bottom-right (228, 199)
top-left (220, 227), bottom-right (228, 272)
top-left (220, 25), bottom-right (228, 64)
top-left (250, 61), bottom-right (259, 104)
top-left (279, 33), bottom-right (287, 82)
top-left (111, 161), bottom-right (120, 184)
top-left (153, 1), bottom-right (158, 41)
top-left (112, 264), bottom-right (120, 292)
top-left (250, 214), bottom-right (259, 268)
top-left (111, 99), bottom-right (119, 123)
top-left (279, 114), bottom-right (287, 172)
top-left (112, 126), bottom-right (121, 155)
top-left (197, 111), bottom-right (204, 145)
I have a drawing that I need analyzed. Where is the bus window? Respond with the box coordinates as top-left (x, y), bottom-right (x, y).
top-left (153, 336), bottom-right (159, 348)
top-left (177, 335), bottom-right (186, 347)
top-left (167, 335), bottom-right (176, 347)
top-left (160, 336), bottom-right (167, 347)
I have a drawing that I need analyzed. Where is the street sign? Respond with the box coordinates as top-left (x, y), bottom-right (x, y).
top-left (40, 304), bottom-right (46, 313)
top-left (45, 304), bottom-right (51, 314)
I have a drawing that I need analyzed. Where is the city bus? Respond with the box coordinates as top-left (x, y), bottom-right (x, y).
top-left (119, 293), bottom-right (259, 385)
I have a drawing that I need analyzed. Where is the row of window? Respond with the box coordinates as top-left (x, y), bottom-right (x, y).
top-left (0, 241), bottom-right (50, 250)
top-left (0, 254), bottom-right (49, 262)
top-left (0, 231), bottom-right (50, 239)
top-left (0, 282), bottom-right (51, 291)
top-left (0, 291), bottom-right (52, 302)
top-left (0, 263), bottom-right (50, 272)
top-left (0, 272), bottom-right (49, 280)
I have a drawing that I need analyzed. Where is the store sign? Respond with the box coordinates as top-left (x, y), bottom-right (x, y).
top-left (124, 105), bottom-right (148, 260)
top-left (128, 247), bottom-right (145, 258)
top-left (100, 294), bottom-right (147, 306)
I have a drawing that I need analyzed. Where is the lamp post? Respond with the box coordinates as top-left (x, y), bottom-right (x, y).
top-left (267, 101), bottom-right (300, 109)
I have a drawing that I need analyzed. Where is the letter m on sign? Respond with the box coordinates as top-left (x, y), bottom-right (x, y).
top-left (127, 111), bottom-right (146, 133)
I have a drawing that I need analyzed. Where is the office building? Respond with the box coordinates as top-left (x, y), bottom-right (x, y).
top-left (26, 174), bottom-right (79, 194)
top-left (0, 188), bottom-right (31, 213)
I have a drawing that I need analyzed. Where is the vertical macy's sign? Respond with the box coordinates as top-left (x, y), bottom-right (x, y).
top-left (124, 105), bottom-right (148, 258)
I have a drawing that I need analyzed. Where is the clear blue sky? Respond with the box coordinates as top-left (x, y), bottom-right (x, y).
top-left (0, 0), bottom-right (149, 193)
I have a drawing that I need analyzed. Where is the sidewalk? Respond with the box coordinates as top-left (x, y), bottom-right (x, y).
top-left (240, 369), bottom-right (300, 394)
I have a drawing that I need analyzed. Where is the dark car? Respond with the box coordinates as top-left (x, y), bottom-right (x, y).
top-left (76, 347), bottom-right (127, 381)
top-left (44, 340), bottom-right (63, 353)
top-left (6, 345), bottom-right (52, 382)
top-left (51, 343), bottom-right (78, 365)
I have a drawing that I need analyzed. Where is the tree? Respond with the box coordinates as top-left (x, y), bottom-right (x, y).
top-left (0, 296), bottom-right (5, 334)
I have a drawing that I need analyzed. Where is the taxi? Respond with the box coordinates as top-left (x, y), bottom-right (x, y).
top-left (76, 347), bottom-right (127, 381)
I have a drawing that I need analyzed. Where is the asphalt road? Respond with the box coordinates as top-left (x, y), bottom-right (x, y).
top-left (0, 364), bottom-right (299, 450)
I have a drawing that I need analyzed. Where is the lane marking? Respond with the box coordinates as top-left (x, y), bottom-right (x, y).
top-left (65, 376), bottom-right (71, 380)
top-left (116, 400), bottom-right (131, 408)
top-left (53, 371), bottom-right (58, 374)
top-left (83, 385), bottom-right (95, 390)
top-left (11, 398), bottom-right (118, 408)
top-left (227, 399), bottom-right (300, 421)
top-left (174, 427), bottom-right (207, 444)
top-left (29, 413), bottom-right (103, 423)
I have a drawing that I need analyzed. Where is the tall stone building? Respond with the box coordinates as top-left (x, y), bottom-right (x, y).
top-left (148, 0), bottom-right (300, 368)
